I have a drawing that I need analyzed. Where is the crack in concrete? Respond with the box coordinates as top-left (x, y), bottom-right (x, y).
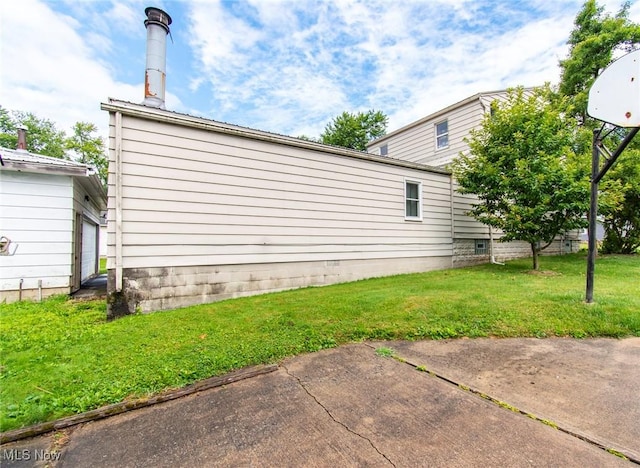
top-left (282, 364), bottom-right (396, 467)
top-left (364, 342), bottom-right (640, 465)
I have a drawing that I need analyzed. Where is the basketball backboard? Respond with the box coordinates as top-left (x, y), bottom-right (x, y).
top-left (588, 49), bottom-right (640, 127)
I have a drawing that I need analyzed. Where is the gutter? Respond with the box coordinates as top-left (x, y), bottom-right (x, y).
top-left (0, 161), bottom-right (88, 177)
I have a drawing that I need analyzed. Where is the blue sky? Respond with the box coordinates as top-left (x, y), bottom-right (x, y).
top-left (2, 0), bottom-right (639, 142)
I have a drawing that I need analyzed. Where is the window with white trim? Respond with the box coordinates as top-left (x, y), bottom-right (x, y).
top-left (380, 144), bottom-right (388, 156)
top-left (435, 120), bottom-right (449, 150)
top-left (405, 179), bottom-right (422, 221)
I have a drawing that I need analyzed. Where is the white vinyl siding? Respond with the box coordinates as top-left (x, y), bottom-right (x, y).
top-left (107, 114), bottom-right (454, 271)
top-left (451, 183), bottom-right (491, 239)
top-left (365, 96), bottom-right (488, 168)
top-left (365, 90), bottom-right (537, 168)
top-left (0, 171), bottom-right (74, 291)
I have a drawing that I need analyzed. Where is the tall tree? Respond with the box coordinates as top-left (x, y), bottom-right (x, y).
top-left (559, 0), bottom-right (640, 122)
top-left (452, 87), bottom-right (589, 270)
top-left (559, 0), bottom-right (640, 254)
top-left (66, 122), bottom-right (108, 185)
top-left (320, 110), bottom-right (388, 151)
top-left (0, 106), bottom-right (67, 158)
top-left (599, 152), bottom-right (640, 253)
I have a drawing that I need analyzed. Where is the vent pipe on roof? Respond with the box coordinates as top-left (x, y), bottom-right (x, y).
top-left (142, 7), bottom-right (172, 109)
top-left (16, 126), bottom-right (27, 151)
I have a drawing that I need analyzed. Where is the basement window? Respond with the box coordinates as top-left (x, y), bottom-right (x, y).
top-left (405, 179), bottom-right (422, 221)
top-left (475, 239), bottom-right (488, 255)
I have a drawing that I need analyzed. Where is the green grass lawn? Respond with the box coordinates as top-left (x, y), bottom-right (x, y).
top-left (1, 253), bottom-right (638, 432)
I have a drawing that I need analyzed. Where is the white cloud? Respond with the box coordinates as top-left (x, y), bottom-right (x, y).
top-left (4, 0), bottom-right (640, 144)
top-left (0, 0), bottom-right (183, 143)
top-left (184, 0), bottom-right (593, 136)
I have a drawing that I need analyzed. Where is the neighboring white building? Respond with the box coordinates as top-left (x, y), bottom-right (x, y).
top-left (0, 147), bottom-right (107, 302)
top-left (367, 90), bottom-right (581, 266)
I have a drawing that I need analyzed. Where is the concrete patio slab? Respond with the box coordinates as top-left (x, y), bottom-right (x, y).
top-left (1, 338), bottom-right (636, 467)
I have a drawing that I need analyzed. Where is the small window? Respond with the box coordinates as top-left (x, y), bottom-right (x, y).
top-left (380, 144), bottom-right (388, 156)
top-left (435, 120), bottom-right (448, 149)
top-left (405, 179), bottom-right (422, 221)
top-left (475, 239), bottom-right (488, 255)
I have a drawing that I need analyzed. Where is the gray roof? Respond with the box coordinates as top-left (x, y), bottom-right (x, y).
top-left (0, 146), bottom-right (107, 210)
top-left (0, 147), bottom-right (92, 169)
top-left (102, 99), bottom-right (451, 176)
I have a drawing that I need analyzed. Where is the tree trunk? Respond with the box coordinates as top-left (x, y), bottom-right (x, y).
top-left (531, 242), bottom-right (539, 270)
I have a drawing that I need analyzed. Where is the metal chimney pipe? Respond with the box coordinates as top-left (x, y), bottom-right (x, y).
top-left (142, 7), bottom-right (172, 109)
top-left (16, 125), bottom-right (27, 151)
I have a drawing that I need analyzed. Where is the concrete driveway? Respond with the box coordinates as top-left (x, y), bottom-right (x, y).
top-left (2, 337), bottom-right (638, 467)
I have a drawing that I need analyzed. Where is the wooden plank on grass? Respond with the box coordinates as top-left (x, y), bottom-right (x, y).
top-left (0, 364), bottom-right (278, 444)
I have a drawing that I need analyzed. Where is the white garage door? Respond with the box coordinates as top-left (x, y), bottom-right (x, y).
top-left (81, 219), bottom-right (97, 282)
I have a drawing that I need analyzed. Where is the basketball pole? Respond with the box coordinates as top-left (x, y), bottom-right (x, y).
top-left (585, 126), bottom-right (638, 303)
top-left (586, 129), bottom-right (600, 304)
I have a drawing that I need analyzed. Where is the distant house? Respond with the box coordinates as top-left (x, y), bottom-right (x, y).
top-left (0, 146), bottom-right (107, 302)
top-left (367, 90), bottom-right (526, 167)
top-left (367, 90), bottom-right (580, 266)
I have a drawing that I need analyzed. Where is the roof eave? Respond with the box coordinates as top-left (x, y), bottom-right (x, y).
top-left (101, 99), bottom-right (450, 176)
top-left (368, 92), bottom-right (487, 147)
top-left (1, 160), bottom-right (89, 177)
top-left (76, 173), bottom-right (108, 211)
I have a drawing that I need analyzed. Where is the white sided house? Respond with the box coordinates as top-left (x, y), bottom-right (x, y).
top-left (102, 100), bottom-right (454, 317)
top-left (0, 145), bottom-right (107, 302)
top-left (367, 90), bottom-right (581, 266)
top-left (102, 7), bottom-right (579, 318)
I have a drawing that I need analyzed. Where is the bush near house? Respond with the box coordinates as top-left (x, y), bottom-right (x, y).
top-left (0, 253), bottom-right (638, 432)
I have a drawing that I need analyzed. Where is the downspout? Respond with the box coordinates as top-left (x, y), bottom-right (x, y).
top-left (449, 176), bottom-right (455, 268)
top-left (115, 111), bottom-right (123, 291)
top-left (489, 226), bottom-right (504, 265)
top-left (479, 97), bottom-right (504, 266)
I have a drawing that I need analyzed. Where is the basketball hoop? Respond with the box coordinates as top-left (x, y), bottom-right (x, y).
top-left (588, 49), bottom-right (640, 127)
top-left (585, 49), bottom-right (640, 303)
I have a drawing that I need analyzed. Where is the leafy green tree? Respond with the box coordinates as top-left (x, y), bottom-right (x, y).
top-left (559, 0), bottom-right (640, 254)
top-left (1, 107), bottom-right (107, 187)
top-left (559, 0), bottom-right (640, 122)
top-left (296, 134), bottom-right (319, 143)
top-left (599, 152), bottom-right (640, 253)
top-left (66, 122), bottom-right (108, 185)
top-left (0, 106), bottom-right (67, 158)
top-left (320, 110), bottom-right (388, 151)
top-left (452, 87), bottom-right (589, 270)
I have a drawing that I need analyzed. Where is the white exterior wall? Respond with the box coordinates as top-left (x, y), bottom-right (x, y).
top-left (0, 171), bottom-right (74, 301)
top-left (369, 95), bottom-right (488, 168)
top-left (105, 107), bottom-right (454, 314)
top-left (100, 224), bottom-right (107, 258)
top-left (369, 89), bottom-right (578, 268)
